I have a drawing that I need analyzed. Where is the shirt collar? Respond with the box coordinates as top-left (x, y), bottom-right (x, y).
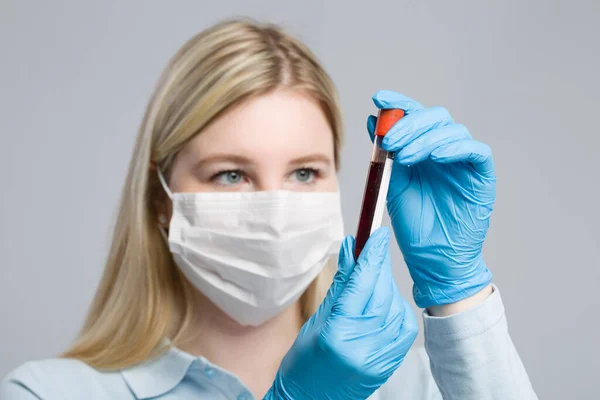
top-left (120, 341), bottom-right (195, 399)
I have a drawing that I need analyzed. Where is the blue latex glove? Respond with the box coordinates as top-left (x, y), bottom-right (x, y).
top-left (367, 90), bottom-right (495, 309)
top-left (264, 228), bottom-right (418, 400)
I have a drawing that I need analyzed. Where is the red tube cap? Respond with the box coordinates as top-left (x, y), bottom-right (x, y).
top-left (375, 109), bottom-right (405, 137)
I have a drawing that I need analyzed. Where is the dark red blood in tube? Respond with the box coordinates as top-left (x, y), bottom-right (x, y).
top-left (354, 108), bottom-right (404, 260)
top-left (354, 161), bottom-right (386, 258)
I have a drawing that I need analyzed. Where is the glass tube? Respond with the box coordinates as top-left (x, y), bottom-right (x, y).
top-left (354, 108), bottom-right (404, 259)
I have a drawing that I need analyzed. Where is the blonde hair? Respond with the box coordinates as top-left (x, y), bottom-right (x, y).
top-left (62, 18), bottom-right (344, 370)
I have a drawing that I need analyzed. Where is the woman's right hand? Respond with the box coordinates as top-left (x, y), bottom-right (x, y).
top-left (264, 228), bottom-right (418, 400)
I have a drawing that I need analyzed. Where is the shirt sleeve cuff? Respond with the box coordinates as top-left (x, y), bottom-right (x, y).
top-left (423, 284), bottom-right (505, 342)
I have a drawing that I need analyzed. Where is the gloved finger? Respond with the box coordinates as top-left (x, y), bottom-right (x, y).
top-left (333, 228), bottom-right (390, 316)
top-left (381, 271), bottom-right (406, 336)
top-left (430, 139), bottom-right (495, 177)
top-left (310, 236), bottom-right (356, 326)
top-left (386, 160), bottom-right (412, 204)
top-left (396, 124), bottom-right (471, 166)
top-left (362, 278), bottom-right (406, 346)
top-left (372, 90), bottom-right (424, 113)
top-left (373, 296), bottom-right (418, 373)
top-left (367, 114), bottom-right (377, 143)
top-left (335, 235), bottom-right (359, 292)
top-left (381, 106), bottom-right (454, 153)
top-left (362, 249), bottom-right (394, 327)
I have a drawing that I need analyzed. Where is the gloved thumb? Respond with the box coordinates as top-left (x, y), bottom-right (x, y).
top-left (334, 228), bottom-right (389, 316)
top-left (367, 115), bottom-right (377, 143)
top-left (307, 236), bottom-right (356, 326)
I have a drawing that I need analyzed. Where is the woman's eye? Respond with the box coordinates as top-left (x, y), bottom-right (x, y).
top-left (292, 168), bottom-right (318, 183)
top-left (213, 170), bottom-right (244, 185)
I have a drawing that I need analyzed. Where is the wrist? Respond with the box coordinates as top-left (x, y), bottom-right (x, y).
top-left (427, 284), bottom-right (493, 317)
top-left (411, 257), bottom-right (492, 309)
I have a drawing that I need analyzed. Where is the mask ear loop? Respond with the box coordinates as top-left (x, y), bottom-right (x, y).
top-left (155, 167), bottom-right (173, 242)
top-left (156, 168), bottom-right (173, 199)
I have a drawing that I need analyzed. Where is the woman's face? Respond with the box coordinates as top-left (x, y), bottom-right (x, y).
top-left (168, 89), bottom-right (337, 194)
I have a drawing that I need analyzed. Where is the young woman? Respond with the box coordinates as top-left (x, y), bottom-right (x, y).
top-left (0, 19), bottom-right (537, 400)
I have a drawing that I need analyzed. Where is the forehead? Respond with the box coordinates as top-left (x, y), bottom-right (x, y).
top-left (181, 89), bottom-right (334, 162)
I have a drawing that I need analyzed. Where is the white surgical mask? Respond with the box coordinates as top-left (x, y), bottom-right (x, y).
top-left (157, 170), bottom-right (344, 326)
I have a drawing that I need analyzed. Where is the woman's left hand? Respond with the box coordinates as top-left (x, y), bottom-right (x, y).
top-left (367, 90), bottom-right (496, 309)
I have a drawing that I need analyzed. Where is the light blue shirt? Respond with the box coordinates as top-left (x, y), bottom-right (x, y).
top-left (1, 286), bottom-right (538, 399)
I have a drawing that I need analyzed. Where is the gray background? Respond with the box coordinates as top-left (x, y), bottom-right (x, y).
top-left (1, 1), bottom-right (598, 398)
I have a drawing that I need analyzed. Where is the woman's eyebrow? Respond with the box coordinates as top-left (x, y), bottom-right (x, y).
top-left (289, 154), bottom-right (332, 165)
top-left (193, 154), bottom-right (254, 168)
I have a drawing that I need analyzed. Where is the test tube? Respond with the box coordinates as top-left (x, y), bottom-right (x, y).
top-left (354, 108), bottom-right (405, 259)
